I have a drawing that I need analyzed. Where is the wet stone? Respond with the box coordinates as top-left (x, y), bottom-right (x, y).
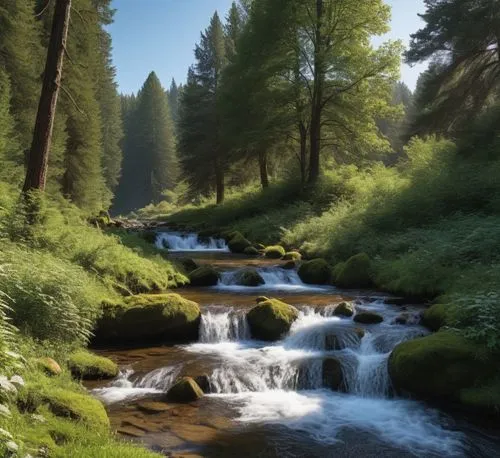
top-left (136, 401), bottom-right (174, 414)
top-left (118, 425), bottom-right (146, 437)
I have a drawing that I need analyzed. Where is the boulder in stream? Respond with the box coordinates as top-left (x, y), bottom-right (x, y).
top-left (227, 232), bottom-right (252, 253)
top-left (235, 268), bottom-right (265, 287)
top-left (389, 330), bottom-right (500, 415)
top-left (353, 311), bottom-right (384, 324)
top-left (322, 357), bottom-right (344, 391)
top-left (282, 261), bottom-right (297, 270)
top-left (93, 293), bottom-right (201, 345)
top-left (332, 253), bottom-right (373, 288)
top-left (175, 257), bottom-right (199, 274)
top-left (165, 377), bottom-right (204, 403)
top-left (282, 251), bottom-right (302, 261)
top-left (333, 301), bottom-right (355, 317)
top-left (189, 266), bottom-right (220, 286)
top-left (297, 258), bottom-right (332, 284)
top-left (194, 374), bottom-right (211, 393)
top-left (264, 245), bottom-right (286, 259)
top-left (247, 298), bottom-right (299, 341)
top-left (422, 303), bottom-right (449, 331)
top-left (243, 246), bottom-right (260, 256)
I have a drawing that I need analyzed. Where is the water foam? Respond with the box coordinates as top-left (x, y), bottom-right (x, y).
top-left (156, 232), bottom-right (228, 252)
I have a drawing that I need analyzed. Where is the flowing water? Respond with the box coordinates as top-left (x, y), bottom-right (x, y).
top-left (89, 231), bottom-right (500, 457)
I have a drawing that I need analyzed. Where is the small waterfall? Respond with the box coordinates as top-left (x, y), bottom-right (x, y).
top-left (156, 232), bottom-right (228, 252)
top-left (199, 309), bottom-right (251, 343)
top-left (135, 365), bottom-right (181, 391)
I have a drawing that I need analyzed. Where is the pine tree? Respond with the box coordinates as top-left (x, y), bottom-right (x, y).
top-left (167, 78), bottom-right (180, 126)
top-left (178, 12), bottom-right (228, 204)
top-left (0, 69), bottom-right (19, 181)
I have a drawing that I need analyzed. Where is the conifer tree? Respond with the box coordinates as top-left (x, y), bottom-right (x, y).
top-left (167, 78), bottom-right (181, 126)
top-left (0, 69), bottom-right (19, 181)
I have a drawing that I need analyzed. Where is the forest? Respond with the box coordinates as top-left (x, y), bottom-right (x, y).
top-left (0, 0), bottom-right (499, 457)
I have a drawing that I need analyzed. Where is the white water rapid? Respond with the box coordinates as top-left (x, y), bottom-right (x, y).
top-left (155, 231), bottom-right (229, 252)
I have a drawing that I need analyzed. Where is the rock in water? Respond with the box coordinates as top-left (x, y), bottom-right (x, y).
top-left (332, 253), bottom-right (372, 288)
top-left (247, 298), bottom-right (299, 341)
top-left (323, 358), bottom-right (344, 391)
top-left (264, 245), bottom-right (286, 259)
top-left (333, 301), bottom-right (355, 317)
top-left (189, 266), bottom-right (220, 286)
top-left (298, 259), bottom-right (331, 284)
top-left (227, 232), bottom-right (252, 253)
top-left (235, 268), bottom-right (265, 287)
top-left (165, 377), bottom-right (204, 403)
top-left (353, 311), bottom-right (384, 324)
top-left (93, 294), bottom-right (201, 345)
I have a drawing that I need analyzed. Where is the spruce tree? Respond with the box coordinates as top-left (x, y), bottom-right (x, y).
top-left (0, 69), bottom-right (19, 181)
top-left (167, 79), bottom-right (180, 126)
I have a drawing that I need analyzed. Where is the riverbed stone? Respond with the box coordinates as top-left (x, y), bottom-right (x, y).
top-left (334, 301), bottom-right (355, 317)
top-left (136, 401), bottom-right (173, 414)
top-left (264, 245), bottom-right (286, 259)
top-left (188, 266), bottom-right (220, 286)
top-left (353, 311), bottom-right (384, 324)
top-left (297, 258), bottom-right (332, 284)
top-left (333, 253), bottom-right (373, 288)
top-left (67, 350), bottom-right (118, 380)
top-left (227, 232), bottom-right (252, 253)
top-left (389, 330), bottom-right (500, 414)
top-left (322, 358), bottom-right (344, 391)
top-left (165, 377), bottom-right (204, 403)
top-left (282, 251), bottom-right (302, 261)
top-left (422, 303), bottom-right (449, 331)
top-left (194, 374), bottom-right (211, 394)
top-left (235, 268), bottom-right (265, 287)
top-left (93, 294), bottom-right (201, 345)
top-left (247, 298), bottom-right (299, 341)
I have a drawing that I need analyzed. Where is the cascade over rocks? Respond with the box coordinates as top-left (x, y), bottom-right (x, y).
top-left (165, 377), bottom-right (204, 403)
top-left (93, 294), bottom-right (201, 345)
top-left (247, 298), bottom-right (299, 341)
top-left (189, 266), bottom-right (220, 286)
top-left (322, 357), bottom-right (344, 391)
top-left (389, 330), bottom-right (500, 415)
top-left (298, 258), bottom-right (331, 284)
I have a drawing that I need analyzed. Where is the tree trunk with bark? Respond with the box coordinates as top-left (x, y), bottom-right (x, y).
top-left (258, 150), bottom-right (269, 189)
top-left (23, 0), bottom-right (72, 193)
top-left (308, 0), bottom-right (324, 184)
top-left (215, 164), bottom-right (225, 205)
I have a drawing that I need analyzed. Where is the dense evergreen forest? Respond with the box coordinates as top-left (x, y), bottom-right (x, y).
top-left (0, 0), bottom-right (499, 456)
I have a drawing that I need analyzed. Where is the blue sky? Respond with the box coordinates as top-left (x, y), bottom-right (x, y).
top-left (108, 0), bottom-right (428, 94)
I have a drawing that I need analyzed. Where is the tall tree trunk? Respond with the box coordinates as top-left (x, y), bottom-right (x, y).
top-left (299, 121), bottom-right (308, 186)
top-left (23, 0), bottom-right (72, 193)
top-left (215, 164), bottom-right (225, 205)
top-left (258, 150), bottom-right (269, 189)
top-left (308, 0), bottom-right (324, 184)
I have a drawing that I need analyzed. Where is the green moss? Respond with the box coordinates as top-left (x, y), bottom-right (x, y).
top-left (459, 378), bottom-right (500, 414)
top-left (93, 294), bottom-right (201, 345)
top-left (422, 303), bottom-right (450, 331)
top-left (165, 377), bottom-right (203, 403)
top-left (67, 350), bottom-right (118, 380)
top-left (333, 302), bottom-right (354, 317)
top-left (227, 232), bottom-right (252, 253)
top-left (333, 253), bottom-right (372, 288)
top-left (247, 298), bottom-right (299, 341)
top-left (188, 266), bottom-right (220, 286)
top-left (264, 245), bottom-right (286, 259)
top-left (37, 357), bottom-right (62, 376)
top-left (282, 251), bottom-right (302, 261)
top-left (389, 331), bottom-right (498, 409)
top-left (298, 258), bottom-right (331, 284)
top-left (235, 268), bottom-right (264, 287)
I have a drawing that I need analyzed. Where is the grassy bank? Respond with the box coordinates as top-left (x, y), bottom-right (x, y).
top-left (143, 135), bottom-right (500, 350)
top-left (0, 183), bottom-right (187, 455)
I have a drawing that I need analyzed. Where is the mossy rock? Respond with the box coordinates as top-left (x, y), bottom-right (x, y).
top-left (175, 257), bottom-right (199, 274)
top-left (235, 268), bottom-right (265, 287)
top-left (189, 266), bottom-right (220, 286)
top-left (243, 246), bottom-right (260, 256)
top-left (322, 358), bottom-right (344, 391)
top-left (282, 261), bottom-right (297, 270)
top-left (165, 377), bottom-right (203, 403)
top-left (67, 350), bottom-right (118, 380)
top-left (333, 253), bottom-right (372, 288)
top-left (389, 330), bottom-right (500, 413)
top-left (353, 311), bottom-right (383, 324)
top-left (298, 258), bottom-right (331, 284)
top-left (25, 385), bottom-right (109, 429)
top-left (247, 298), bottom-right (299, 341)
top-left (227, 232), bottom-right (252, 253)
top-left (194, 374), bottom-right (211, 394)
top-left (333, 302), bottom-right (355, 317)
top-left (282, 251), bottom-right (302, 261)
top-left (256, 296), bottom-right (270, 303)
top-left (37, 357), bottom-right (62, 376)
top-left (93, 294), bottom-right (201, 345)
top-left (264, 245), bottom-right (286, 259)
top-left (422, 303), bottom-right (449, 331)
